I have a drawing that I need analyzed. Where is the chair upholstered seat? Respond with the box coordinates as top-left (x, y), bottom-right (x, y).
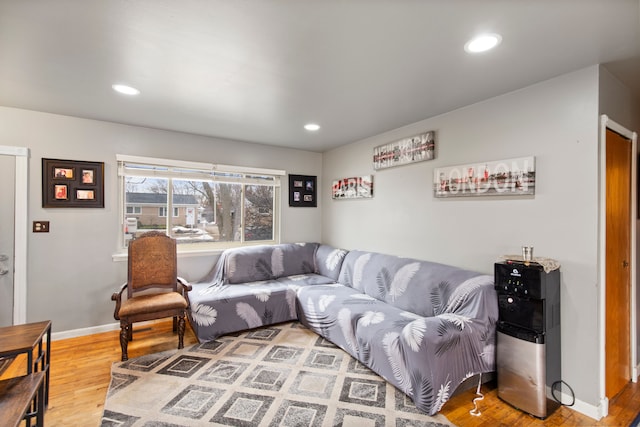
top-left (119, 292), bottom-right (188, 317)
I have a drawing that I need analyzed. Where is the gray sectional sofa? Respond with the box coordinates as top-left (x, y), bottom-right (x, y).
top-left (187, 242), bottom-right (498, 415)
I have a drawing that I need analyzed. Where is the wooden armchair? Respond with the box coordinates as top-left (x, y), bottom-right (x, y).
top-left (111, 231), bottom-right (192, 361)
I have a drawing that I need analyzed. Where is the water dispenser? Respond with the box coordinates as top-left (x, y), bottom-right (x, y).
top-left (494, 260), bottom-right (561, 419)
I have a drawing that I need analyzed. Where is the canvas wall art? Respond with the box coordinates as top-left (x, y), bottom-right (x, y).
top-left (434, 156), bottom-right (535, 198)
top-left (373, 131), bottom-right (435, 170)
top-left (332, 175), bottom-right (373, 199)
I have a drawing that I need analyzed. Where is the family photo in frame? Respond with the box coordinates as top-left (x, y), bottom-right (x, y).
top-left (42, 158), bottom-right (105, 208)
top-left (288, 174), bottom-right (317, 207)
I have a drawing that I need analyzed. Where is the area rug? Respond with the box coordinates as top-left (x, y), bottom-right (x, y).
top-left (101, 322), bottom-right (456, 427)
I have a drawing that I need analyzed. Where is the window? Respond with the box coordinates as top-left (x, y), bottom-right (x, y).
top-left (117, 155), bottom-right (283, 251)
top-left (158, 207), bottom-right (179, 217)
top-left (126, 206), bottom-right (141, 214)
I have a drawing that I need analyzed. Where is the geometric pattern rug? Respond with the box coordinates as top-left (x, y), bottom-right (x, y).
top-left (101, 322), bottom-right (457, 427)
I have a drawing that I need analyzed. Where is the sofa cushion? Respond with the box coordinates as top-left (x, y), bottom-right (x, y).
top-left (314, 244), bottom-right (348, 281)
top-left (225, 243), bottom-right (317, 284)
top-left (279, 243), bottom-right (318, 277)
top-left (188, 270), bottom-right (337, 342)
top-left (337, 250), bottom-right (486, 317)
top-left (189, 279), bottom-right (297, 342)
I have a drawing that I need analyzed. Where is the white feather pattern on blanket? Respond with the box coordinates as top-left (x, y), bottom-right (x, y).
top-left (383, 332), bottom-right (413, 395)
top-left (190, 302), bottom-right (218, 326)
top-left (352, 253), bottom-right (371, 290)
top-left (271, 247), bottom-right (284, 277)
top-left (337, 307), bottom-right (358, 353)
top-left (402, 318), bottom-right (427, 352)
top-left (236, 302), bottom-right (262, 328)
top-left (326, 249), bottom-right (347, 271)
top-left (286, 287), bottom-right (297, 318)
top-left (443, 275), bottom-right (492, 313)
top-left (389, 262), bottom-right (420, 301)
top-left (360, 311), bottom-right (384, 326)
top-left (319, 295), bottom-right (336, 312)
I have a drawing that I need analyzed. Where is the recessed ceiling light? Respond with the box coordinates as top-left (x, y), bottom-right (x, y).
top-left (304, 123), bottom-right (320, 131)
top-left (464, 33), bottom-right (502, 53)
top-left (112, 84), bottom-right (140, 95)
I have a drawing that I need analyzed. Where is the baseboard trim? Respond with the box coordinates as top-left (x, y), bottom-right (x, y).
top-left (51, 322), bottom-right (120, 341)
top-left (560, 394), bottom-right (607, 421)
top-left (51, 320), bottom-right (163, 341)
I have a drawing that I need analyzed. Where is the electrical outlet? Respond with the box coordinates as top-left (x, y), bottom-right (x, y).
top-left (33, 221), bottom-right (50, 233)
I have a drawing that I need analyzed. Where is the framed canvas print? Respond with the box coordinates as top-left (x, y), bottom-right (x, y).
top-left (434, 156), bottom-right (535, 198)
top-left (373, 131), bottom-right (435, 170)
top-left (331, 175), bottom-right (374, 199)
top-left (42, 158), bottom-right (105, 208)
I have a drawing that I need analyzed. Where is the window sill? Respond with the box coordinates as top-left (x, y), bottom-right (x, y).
top-left (112, 247), bottom-right (224, 262)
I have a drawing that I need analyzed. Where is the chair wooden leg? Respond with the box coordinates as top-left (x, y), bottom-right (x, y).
top-left (177, 314), bottom-right (185, 349)
top-left (119, 322), bottom-right (129, 361)
top-left (173, 316), bottom-right (178, 332)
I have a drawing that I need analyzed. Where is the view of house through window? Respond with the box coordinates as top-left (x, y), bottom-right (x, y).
top-left (118, 156), bottom-right (281, 249)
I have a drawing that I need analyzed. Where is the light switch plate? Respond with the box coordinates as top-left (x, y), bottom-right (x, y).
top-left (33, 221), bottom-right (50, 233)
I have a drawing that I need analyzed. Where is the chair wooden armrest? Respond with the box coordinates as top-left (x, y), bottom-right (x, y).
top-left (111, 283), bottom-right (128, 320)
top-left (177, 277), bottom-right (192, 305)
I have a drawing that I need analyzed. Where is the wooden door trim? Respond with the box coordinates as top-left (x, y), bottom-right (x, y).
top-left (598, 115), bottom-right (638, 417)
top-left (0, 146), bottom-right (29, 325)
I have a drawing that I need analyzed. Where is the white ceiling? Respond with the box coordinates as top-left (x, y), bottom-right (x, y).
top-left (1, 1), bottom-right (639, 152)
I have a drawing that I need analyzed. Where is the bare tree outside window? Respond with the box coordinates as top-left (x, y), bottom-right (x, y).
top-left (244, 185), bottom-right (274, 241)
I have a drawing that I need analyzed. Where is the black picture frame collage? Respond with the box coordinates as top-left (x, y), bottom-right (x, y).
top-left (42, 158), bottom-right (105, 208)
top-left (288, 174), bottom-right (317, 207)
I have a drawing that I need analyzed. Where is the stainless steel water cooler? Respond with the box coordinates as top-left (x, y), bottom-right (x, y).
top-left (495, 261), bottom-right (561, 419)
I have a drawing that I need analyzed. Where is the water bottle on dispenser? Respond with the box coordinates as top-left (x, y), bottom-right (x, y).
top-left (494, 250), bottom-right (561, 419)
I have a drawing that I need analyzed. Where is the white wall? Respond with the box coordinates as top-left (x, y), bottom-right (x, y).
top-left (322, 67), bottom-right (603, 412)
top-left (0, 106), bottom-right (323, 332)
top-left (599, 65), bottom-right (640, 382)
top-left (600, 66), bottom-right (640, 132)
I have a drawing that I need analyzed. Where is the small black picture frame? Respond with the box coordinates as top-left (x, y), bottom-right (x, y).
top-left (289, 174), bottom-right (317, 207)
top-left (42, 158), bottom-right (104, 208)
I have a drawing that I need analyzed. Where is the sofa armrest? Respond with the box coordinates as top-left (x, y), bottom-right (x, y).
top-left (442, 275), bottom-right (497, 324)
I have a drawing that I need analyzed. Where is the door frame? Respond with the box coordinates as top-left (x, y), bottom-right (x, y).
top-left (0, 145), bottom-right (29, 325)
top-left (598, 115), bottom-right (638, 416)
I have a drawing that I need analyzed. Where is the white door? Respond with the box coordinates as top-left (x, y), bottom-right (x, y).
top-left (0, 154), bottom-right (16, 326)
top-left (0, 146), bottom-right (28, 326)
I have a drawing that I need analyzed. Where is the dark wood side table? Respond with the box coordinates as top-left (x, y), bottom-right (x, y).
top-left (0, 371), bottom-right (46, 427)
top-left (0, 320), bottom-right (51, 426)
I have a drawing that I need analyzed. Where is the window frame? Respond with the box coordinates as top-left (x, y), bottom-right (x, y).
top-left (117, 154), bottom-right (284, 253)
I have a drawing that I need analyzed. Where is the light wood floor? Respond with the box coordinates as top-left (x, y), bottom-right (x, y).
top-left (2, 320), bottom-right (638, 426)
